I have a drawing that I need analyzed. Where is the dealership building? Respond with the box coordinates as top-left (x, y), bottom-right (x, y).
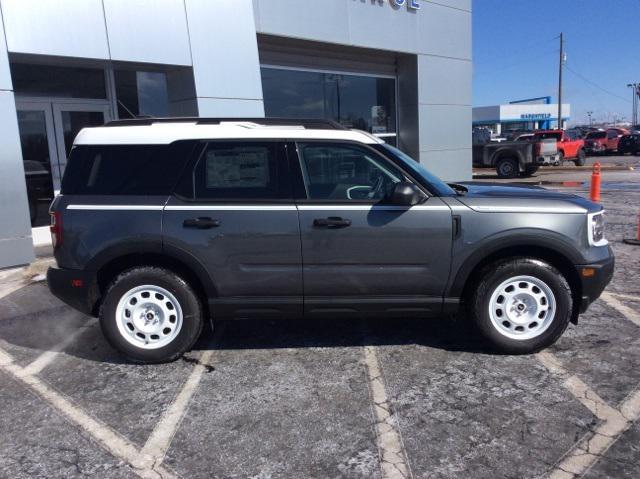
top-left (473, 97), bottom-right (571, 136)
top-left (0, 0), bottom-right (472, 269)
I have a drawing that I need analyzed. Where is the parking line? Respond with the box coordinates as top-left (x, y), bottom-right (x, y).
top-left (609, 292), bottom-right (640, 302)
top-left (363, 344), bottom-right (412, 479)
top-left (537, 351), bottom-right (640, 479)
top-left (141, 349), bottom-right (214, 463)
top-left (21, 318), bottom-right (97, 376)
top-left (600, 292), bottom-right (640, 327)
top-left (0, 344), bottom-right (177, 478)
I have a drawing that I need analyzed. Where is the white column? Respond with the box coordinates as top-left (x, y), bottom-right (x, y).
top-left (0, 7), bottom-right (35, 267)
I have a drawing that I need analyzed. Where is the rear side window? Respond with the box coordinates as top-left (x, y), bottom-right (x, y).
top-left (175, 142), bottom-right (291, 200)
top-left (61, 142), bottom-right (195, 195)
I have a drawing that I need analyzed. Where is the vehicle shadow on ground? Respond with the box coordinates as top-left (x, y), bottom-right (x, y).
top-left (0, 281), bottom-right (493, 365)
top-left (192, 316), bottom-right (492, 356)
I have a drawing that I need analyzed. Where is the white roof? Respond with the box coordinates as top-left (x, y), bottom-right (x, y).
top-left (73, 121), bottom-right (384, 146)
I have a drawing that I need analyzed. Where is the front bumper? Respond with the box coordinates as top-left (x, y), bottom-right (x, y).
top-left (576, 248), bottom-right (615, 313)
top-left (47, 267), bottom-right (100, 316)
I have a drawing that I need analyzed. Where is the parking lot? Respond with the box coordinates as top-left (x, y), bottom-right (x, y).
top-left (1, 159), bottom-right (639, 479)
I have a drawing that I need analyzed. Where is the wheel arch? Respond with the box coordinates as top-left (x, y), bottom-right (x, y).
top-left (90, 244), bottom-right (216, 317)
top-left (451, 241), bottom-right (583, 323)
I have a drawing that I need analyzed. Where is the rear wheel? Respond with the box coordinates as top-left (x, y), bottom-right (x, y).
top-left (468, 258), bottom-right (573, 354)
top-left (574, 149), bottom-right (586, 166)
top-left (99, 267), bottom-right (204, 363)
top-left (496, 157), bottom-right (519, 178)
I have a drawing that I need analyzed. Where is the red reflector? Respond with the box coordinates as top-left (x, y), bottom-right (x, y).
top-left (71, 279), bottom-right (83, 288)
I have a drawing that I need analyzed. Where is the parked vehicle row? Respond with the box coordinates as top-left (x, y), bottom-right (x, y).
top-left (584, 128), bottom-right (629, 155)
top-left (473, 128), bottom-right (559, 178)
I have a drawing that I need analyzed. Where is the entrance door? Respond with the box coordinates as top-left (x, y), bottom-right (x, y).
top-left (15, 101), bottom-right (58, 227)
top-left (16, 99), bottom-right (111, 227)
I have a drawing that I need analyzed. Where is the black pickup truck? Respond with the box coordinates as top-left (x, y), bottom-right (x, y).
top-left (472, 129), bottom-right (559, 178)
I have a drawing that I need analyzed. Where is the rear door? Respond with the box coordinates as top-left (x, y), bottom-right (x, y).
top-left (163, 141), bottom-right (302, 319)
top-left (291, 141), bottom-right (453, 318)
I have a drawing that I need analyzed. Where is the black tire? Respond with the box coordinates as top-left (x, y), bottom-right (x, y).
top-left (522, 165), bottom-right (539, 177)
top-left (468, 258), bottom-right (573, 354)
top-left (496, 157), bottom-right (519, 178)
top-left (557, 151), bottom-right (564, 165)
top-left (574, 149), bottom-right (586, 166)
top-left (99, 267), bottom-right (204, 363)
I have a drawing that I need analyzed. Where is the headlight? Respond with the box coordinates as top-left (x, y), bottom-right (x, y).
top-left (588, 211), bottom-right (607, 246)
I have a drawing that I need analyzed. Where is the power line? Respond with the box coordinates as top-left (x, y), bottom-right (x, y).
top-left (564, 65), bottom-right (631, 103)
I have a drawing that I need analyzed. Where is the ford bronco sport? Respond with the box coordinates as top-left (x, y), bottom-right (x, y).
top-left (47, 118), bottom-right (614, 363)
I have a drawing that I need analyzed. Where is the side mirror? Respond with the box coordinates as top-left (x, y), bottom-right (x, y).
top-left (389, 181), bottom-right (424, 206)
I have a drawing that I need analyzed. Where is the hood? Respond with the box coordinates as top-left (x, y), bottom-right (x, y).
top-left (452, 182), bottom-right (601, 213)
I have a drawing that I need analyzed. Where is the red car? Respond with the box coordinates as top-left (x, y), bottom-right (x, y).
top-left (532, 129), bottom-right (586, 166)
top-left (584, 128), bottom-right (629, 155)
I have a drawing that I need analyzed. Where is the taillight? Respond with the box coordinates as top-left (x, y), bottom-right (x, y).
top-left (534, 142), bottom-right (541, 156)
top-left (50, 211), bottom-right (62, 248)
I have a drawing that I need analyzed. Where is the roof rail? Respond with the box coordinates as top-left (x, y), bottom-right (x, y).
top-left (104, 117), bottom-right (348, 130)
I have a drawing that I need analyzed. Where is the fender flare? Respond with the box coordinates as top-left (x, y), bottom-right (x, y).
top-left (86, 239), bottom-right (217, 298)
top-left (446, 230), bottom-right (585, 298)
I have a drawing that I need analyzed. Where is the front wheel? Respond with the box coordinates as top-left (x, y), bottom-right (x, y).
top-left (468, 258), bottom-right (573, 354)
top-left (99, 267), bottom-right (204, 363)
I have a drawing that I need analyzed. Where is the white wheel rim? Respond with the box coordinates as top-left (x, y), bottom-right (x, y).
top-left (115, 285), bottom-right (183, 350)
top-left (488, 275), bottom-right (556, 340)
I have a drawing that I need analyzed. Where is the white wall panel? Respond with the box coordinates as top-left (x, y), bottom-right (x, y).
top-left (1, 0), bottom-right (109, 59)
top-left (185, 0), bottom-right (263, 101)
top-left (0, 89), bottom-right (34, 265)
top-left (103, 0), bottom-right (191, 65)
top-left (417, 1), bottom-right (471, 59)
top-left (347, 1), bottom-right (418, 53)
top-left (197, 97), bottom-right (264, 118)
top-left (418, 104), bottom-right (471, 151)
top-left (255, 0), bottom-right (349, 45)
top-left (0, 6), bottom-right (12, 91)
top-left (418, 55), bottom-right (471, 106)
top-left (419, 148), bottom-right (471, 181)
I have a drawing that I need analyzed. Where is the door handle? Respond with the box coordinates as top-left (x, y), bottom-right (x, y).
top-left (183, 217), bottom-right (220, 229)
top-left (313, 217), bottom-right (351, 228)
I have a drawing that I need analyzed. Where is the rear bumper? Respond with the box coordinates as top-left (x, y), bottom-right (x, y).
top-left (47, 267), bottom-right (100, 316)
top-left (577, 248), bottom-right (615, 313)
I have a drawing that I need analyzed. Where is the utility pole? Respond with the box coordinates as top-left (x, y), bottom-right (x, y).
top-left (629, 83), bottom-right (639, 126)
top-left (587, 111), bottom-right (593, 127)
top-left (557, 33), bottom-right (565, 130)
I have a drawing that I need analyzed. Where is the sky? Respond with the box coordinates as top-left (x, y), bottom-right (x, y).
top-left (473, 0), bottom-right (640, 125)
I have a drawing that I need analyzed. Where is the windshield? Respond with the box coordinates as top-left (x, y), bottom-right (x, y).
top-left (586, 131), bottom-right (606, 139)
top-left (378, 144), bottom-right (456, 196)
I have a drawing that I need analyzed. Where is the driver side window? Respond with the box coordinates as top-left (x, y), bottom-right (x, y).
top-left (297, 143), bottom-right (405, 201)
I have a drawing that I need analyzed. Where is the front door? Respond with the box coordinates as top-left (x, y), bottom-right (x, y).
top-left (163, 141), bottom-right (303, 320)
top-left (292, 141), bottom-right (453, 318)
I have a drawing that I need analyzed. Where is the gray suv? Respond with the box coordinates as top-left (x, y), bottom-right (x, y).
top-left (47, 118), bottom-right (614, 363)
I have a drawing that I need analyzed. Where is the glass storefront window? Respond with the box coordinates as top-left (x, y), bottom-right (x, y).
top-left (114, 70), bottom-right (169, 118)
top-left (11, 63), bottom-right (106, 99)
top-left (261, 67), bottom-right (396, 135)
